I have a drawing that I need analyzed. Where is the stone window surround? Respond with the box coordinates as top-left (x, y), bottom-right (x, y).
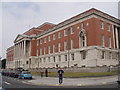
top-left (100, 21), bottom-right (104, 29)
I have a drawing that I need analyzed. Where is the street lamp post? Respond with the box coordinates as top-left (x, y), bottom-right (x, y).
top-left (67, 28), bottom-right (70, 68)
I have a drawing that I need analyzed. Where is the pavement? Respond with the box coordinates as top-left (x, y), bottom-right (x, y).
top-left (24, 75), bottom-right (118, 86)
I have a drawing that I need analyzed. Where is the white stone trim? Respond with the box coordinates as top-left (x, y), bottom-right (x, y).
top-left (112, 25), bottom-right (115, 48)
top-left (115, 27), bottom-right (119, 49)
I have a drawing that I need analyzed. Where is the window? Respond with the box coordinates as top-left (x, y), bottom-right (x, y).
top-left (64, 28), bottom-right (70, 36)
top-left (48, 46), bottom-right (51, 54)
top-left (37, 40), bottom-right (39, 46)
top-left (64, 41), bottom-right (67, 50)
top-left (53, 56), bottom-right (55, 62)
top-left (58, 43), bottom-right (61, 52)
top-left (81, 51), bottom-right (86, 59)
top-left (40, 58), bottom-right (42, 62)
top-left (64, 29), bottom-right (68, 36)
top-left (44, 58), bottom-right (46, 62)
top-left (71, 26), bottom-right (74, 34)
top-left (53, 44), bottom-right (56, 53)
top-left (101, 51), bottom-right (105, 59)
top-left (100, 21), bottom-right (104, 29)
top-left (107, 24), bottom-right (110, 32)
top-left (48, 36), bottom-right (51, 42)
top-left (108, 37), bottom-right (111, 48)
top-left (58, 32), bottom-right (62, 38)
top-left (26, 61), bottom-right (28, 64)
top-left (71, 53), bottom-right (74, 60)
top-left (40, 48), bottom-right (42, 55)
top-left (112, 53), bottom-right (116, 59)
top-left (44, 38), bottom-right (46, 43)
top-left (65, 55), bottom-right (67, 61)
top-left (101, 35), bottom-right (105, 47)
top-left (40, 39), bottom-right (42, 44)
top-left (109, 52), bottom-right (112, 59)
top-left (116, 53), bottom-right (118, 60)
top-left (29, 59), bottom-right (31, 64)
top-left (81, 36), bottom-right (85, 47)
top-left (71, 39), bottom-right (74, 49)
top-left (59, 55), bottom-right (61, 62)
top-left (48, 57), bottom-right (50, 62)
top-left (53, 34), bottom-right (56, 40)
top-left (37, 49), bottom-right (38, 56)
top-left (81, 23), bottom-right (85, 29)
top-left (44, 47), bottom-right (46, 54)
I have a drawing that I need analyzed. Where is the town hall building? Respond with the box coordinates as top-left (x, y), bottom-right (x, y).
top-left (6, 8), bottom-right (120, 70)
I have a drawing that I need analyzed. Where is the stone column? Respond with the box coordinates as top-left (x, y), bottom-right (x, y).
top-left (85, 35), bottom-right (87, 47)
top-left (112, 25), bottom-right (115, 48)
top-left (115, 27), bottom-right (119, 49)
top-left (20, 42), bottom-right (22, 57)
top-left (29, 41), bottom-right (31, 56)
top-left (19, 43), bottom-right (21, 57)
top-left (21, 41), bottom-right (24, 66)
top-left (18, 43), bottom-right (19, 57)
top-left (16, 44), bottom-right (18, 57)
top-left (24, 40), bottom-right (26, 56)
top-left (14, 44), bottom-right (16, 58)
top-left (22, 42), bottom-right (23, 56)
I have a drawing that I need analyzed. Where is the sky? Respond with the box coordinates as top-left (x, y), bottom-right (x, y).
top-left (0, 0), bottom-right (119, 59)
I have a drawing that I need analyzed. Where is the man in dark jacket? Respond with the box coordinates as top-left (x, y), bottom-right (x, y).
top-left (45, 69), bottom-right (48, 77)
top-left (58, 68), bottom-right (64, 84)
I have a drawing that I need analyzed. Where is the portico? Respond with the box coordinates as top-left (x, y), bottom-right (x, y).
top-left (14, 34), bottom-right (31, 69)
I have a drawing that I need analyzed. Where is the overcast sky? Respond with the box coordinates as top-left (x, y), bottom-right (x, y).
top-left (0, 0), bottom-right (119, 59)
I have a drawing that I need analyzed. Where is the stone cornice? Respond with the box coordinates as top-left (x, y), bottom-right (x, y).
top-left (92, 11), bottom-right (120, 25)
top-left (37, 10), bottom-right (120, 38)
top-left (14, 34), bottom-right (37, 43)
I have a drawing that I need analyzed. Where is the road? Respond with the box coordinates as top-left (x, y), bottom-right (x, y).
top-left (2, 76), bottom-right (119, 89)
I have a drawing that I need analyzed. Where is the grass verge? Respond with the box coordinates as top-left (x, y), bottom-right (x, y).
top-left (30, 71), bottom-right (117, 78)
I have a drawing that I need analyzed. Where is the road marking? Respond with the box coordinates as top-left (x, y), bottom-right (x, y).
top-left (102, 82), bottom-right (107, 84)
top-left (27, 81), bottom-right (32, 82)
top-left (77, 84), bottom-right (82, 86)
top-left (55, 84), bottom-right (63, 86)
top-left (55, 84), bottom-right (59, 86)
top-left (4, 81), bottom-right (11, 85)
top-left (22, 81), bottom-right (26, 83)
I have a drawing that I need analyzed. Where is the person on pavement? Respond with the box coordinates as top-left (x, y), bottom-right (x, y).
top-left (45, 69), bottom-right (48, 77)
top-left (58, 67), bottom-right (64, 84)
top-left (40, 69), bottom-right (44, 78)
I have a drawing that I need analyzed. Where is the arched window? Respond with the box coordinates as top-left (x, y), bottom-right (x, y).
top-left (79, 29), bottom-right (86, 47)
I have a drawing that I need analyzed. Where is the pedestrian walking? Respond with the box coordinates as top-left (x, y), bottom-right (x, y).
top-left (40, 69), bottom-right (44, 78)
top-left (58, 68), bottom-right (64, 84)
top-left (45, 69), bottom-right (48, 77)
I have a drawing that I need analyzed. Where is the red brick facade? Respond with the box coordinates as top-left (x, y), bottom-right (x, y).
top-left (6, 8), bottom-right (120, 69)
top-left (6, 46), bottom-right (14, 61)
top-left (36, 17), bottom-right (116, 56)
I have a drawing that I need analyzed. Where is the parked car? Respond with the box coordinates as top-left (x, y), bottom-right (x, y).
top-left (4, 70), bottom-right (9, 76)
top-left (18, 71), bottom-right (32, 79)
top-left (14, 71), bottom-right (21, 78)
top-left (9, 70), bottom-right (14, 77)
